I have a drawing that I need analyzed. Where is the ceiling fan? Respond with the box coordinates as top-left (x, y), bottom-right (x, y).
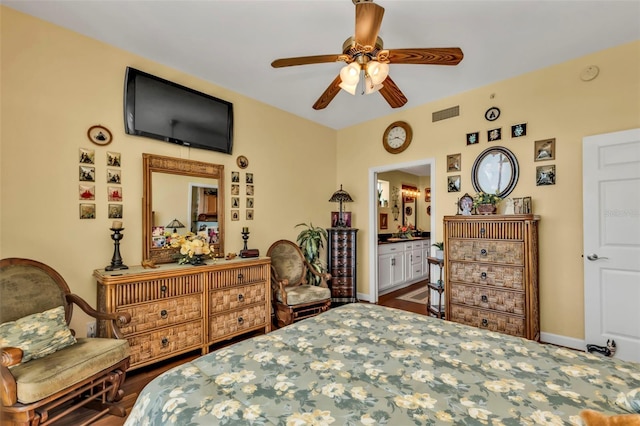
top-left (271, 0), bottom-right (464, 110)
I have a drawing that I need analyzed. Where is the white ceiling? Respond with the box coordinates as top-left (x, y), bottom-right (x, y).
top-left (4, 1), bottom-right (640, 130)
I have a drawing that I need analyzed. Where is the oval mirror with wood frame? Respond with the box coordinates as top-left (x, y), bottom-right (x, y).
top-left (471, 146), bottom-right (519, 199)
top-left (143, 153), bottom-right (225, 264)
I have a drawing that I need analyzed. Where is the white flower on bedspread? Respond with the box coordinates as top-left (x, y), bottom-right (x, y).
top-left (517, 362), bottom-right (537, 373)
top-left (440, 373), bottom-right (459, 387)
top-left (528, 391), bottom-right (549, 403)
top-left (530, 410), bottom-right (564, 425)
top-left (243, 405), bottom-right (261, 421)
top-left (321, 383), bottom-right (346, 398)
top-left (488, 360), bottom-right (513, 371)
top-left (252, 351), bottom-right (274, 363)
top-left (350, 386), bottom-right (368, 402)
top-left (211, 400), bottom-right (242, 419)
top-left (360, 413), bottom-right (376, 425)
top-left (560, 365), bottom-right (600, 378)
top-left (460, 341), bottom-right (491, 351)
top-left (286, 409), bottom-right (335, 426)
top-left (394, 393), bottom-right (437, 410)
top-left (411, 369), bottom-right (435, 383)
top-left (484, 379), bottom-right (525, 393)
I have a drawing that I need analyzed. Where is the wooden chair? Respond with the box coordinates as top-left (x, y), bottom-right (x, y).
top-left (0, 258), bottom-right (132, 426)
top-left (267, 240), bottom-right (332, 327)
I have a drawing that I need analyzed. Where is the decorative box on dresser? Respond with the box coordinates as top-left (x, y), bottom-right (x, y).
top-left (326, 228), bottom-right (358, 304)
top-left (444, 215), bottom-right (540, 340)
top-left (95, 257), bottom-right (271, 370)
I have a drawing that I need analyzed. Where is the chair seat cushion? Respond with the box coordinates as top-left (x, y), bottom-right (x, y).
top-left (280, 285), bottom-right (331, 306)
top-left (9, 337), bottom-right (130, 404)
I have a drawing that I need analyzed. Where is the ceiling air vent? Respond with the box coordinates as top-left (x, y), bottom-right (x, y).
top-left (432, 106), bottom-right (459, 122)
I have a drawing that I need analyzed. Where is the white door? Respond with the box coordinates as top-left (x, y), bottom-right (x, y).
top-left (583, 128), bottom-right (640, 363)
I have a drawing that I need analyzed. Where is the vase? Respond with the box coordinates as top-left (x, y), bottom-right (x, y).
top-left (477, 204), bottom-right (496, 215)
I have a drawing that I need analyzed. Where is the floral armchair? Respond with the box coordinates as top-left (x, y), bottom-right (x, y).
top-left (267, 240), bottom-right (331, 327)
top-left (0, 258), bottom-right (131, 425)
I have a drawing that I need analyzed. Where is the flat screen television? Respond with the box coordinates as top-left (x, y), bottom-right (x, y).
top-left (124, 67), bottom-right (233, 154)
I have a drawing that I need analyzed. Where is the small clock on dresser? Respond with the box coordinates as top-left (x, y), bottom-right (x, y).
top-left (382, 121), bottom-right (413, 154)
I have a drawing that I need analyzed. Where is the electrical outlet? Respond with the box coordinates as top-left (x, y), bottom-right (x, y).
top-left (87, 321), bottom-right (96, 338)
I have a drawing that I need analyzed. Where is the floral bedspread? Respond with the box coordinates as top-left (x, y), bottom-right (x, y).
top-left (126, 304), bottom-right (640, 425)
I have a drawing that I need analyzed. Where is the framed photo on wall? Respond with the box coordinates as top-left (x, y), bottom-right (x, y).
top-left (534, 138), bottom-right (555, 161)
top-left (380, 213), bottom-right (388, 229)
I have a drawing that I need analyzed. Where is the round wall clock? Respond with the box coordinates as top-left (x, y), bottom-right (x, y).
top-left (382, 121), bottom-right (413, 154)
top-left (87, 125), bottom-right (112, 146)
top-left (484, 107), bottom-right (501, 122)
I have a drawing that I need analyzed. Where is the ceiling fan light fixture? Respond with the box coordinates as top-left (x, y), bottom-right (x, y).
top-left (366, 60), bottom-right (389, 85)
top-left (364, 75), bottom-right (383, 94)
top-left (340, 62), bottom-right (361, 85)
top-left (339, 81), bottom-right (359, 95)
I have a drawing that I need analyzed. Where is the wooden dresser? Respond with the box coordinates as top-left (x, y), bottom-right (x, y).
top-left (326, 228), bottom-right (358, 304)
top-left (444, 215), bottom-right (540, 340)
top-left (95, 257), bottom-right (271, 370)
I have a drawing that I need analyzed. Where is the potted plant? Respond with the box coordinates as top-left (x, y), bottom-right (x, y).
top-left (432, 241), bottom-right (444, 260)
top-left (473, 192), bottom-right (502, 215)
top-left (295, 223), bottom-right (328, 286)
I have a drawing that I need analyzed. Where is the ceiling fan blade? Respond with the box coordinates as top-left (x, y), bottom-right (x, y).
top-left (313, 75), bottom-right (342, 110)
top-left (271, 54), bottom-right (342, 68)
top-left (386, 48), bottom-right (464, 65)
top-left (379, 76), bottom-right (408, 108)
top-left (355, 2), bottom-right (385, 48)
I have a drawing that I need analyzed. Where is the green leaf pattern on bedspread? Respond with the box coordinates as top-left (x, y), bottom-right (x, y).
top-left (126, 304), bottom-right (640, 425)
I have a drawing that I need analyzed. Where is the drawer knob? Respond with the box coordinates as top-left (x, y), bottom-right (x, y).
top-left (237, 273), bottom-right (244, 280)
top-left (481, 318), bottom-right (488, 327)
top-left (480, 272), bottom-right (487, 279)
top-left (480, 249), bottom-right (488, 256)
top-left (160, 309), bottom-right (168, 319)
top-left (160, 285), bottom-right (167, 293)
top-left (238, 317), bottom-right (244, 324)
top-left (238, 294), bottom-right (245, 302)
top-left (161, 337), bottom-right (169, 347)
top-left (481, 295), bottom-right (488, 303)
top-left (480, 227), bottom-right (486, 234)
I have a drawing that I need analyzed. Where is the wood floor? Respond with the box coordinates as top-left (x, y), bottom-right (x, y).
top-left (57, 281), bottom-right (429, 426)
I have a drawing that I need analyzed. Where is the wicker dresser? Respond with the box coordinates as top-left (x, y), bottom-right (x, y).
top-left (326, 228), bottom-right (358, 304)
top-left (95, 257), bottom-right (271, 370)
top-left (444, 215), bottom-right (540, 340)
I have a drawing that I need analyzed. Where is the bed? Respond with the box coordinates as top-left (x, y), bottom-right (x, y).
top-left (126, 304), bottom-right (639, 425)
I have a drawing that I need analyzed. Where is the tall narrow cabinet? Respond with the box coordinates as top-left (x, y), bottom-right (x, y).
top-left (444, 215), bottom-right (540, 340)
top-left (326, 228), bottom-right (358, 305)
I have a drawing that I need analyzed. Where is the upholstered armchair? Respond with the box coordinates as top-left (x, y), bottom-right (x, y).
top-left (0, 258), bottom-right (131, 425)
top-left (267, 240), bottom-right (331, 327)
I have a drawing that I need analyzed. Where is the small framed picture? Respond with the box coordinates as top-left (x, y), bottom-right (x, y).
top-left (231, 210), bottom-right (240, 221)
top-left (87, 125), bottom-right (112, 146)
top-left (534, 138), bottom-right (555, 161)
top-left (79, 148), bottom-right (95, 164)
top-left (107, 151), bottom-right (121, 167)
top-left (107, 169), bottom-right (121, 184)
top-left (108, 186), bottom-right (123, 202)
top-left (459, 193), bottom-right (473, 215)
top-left (231, 184), bottom-right (239, 195)
top-left (380, 213), bottom-right (388, 229)
top-left (152, 226), bottom-right (165, 237)
top-left (79, 203), bottom-right (96, 219)
top-left (246, 209), bottom-right (254, 220)
top-left (466, 132), bottom-right (479, 145)
top-left (231, 197), bottom-right (240, 208)
top-left (487, 128), bottom-right (502, 142)
top-left (511, 123), bottom-right (527, 138)
top-left (523, 196), bottom-right (532, 214)
top-left (108, 204), bottom-right (123, 219)
top-left (447, 153), bottom-right (461, 172)
top-left (247, 197), bottom-right (254, 208)
top-left (231, 171), bottom-right (240, 183)
top-left (424, 187), bottom-right (431, 202)
top-left (513, 197), bottom-right (523, 214)
top-left (152, 236), bottom-right (166, 248)
top-left (447, 175), bottom-right (461, 192)
top-left (246, 184), bottom-right (254, 196)
top-left (79, 184), bottom-right (95, 200)
top-left (536, 165), bottom-right (556, 186)
top-left (246, 173), bottom-right (254, 184)
top-left (236, 155), bottom-right (249, 169)
top-left (79, 166), bottom-right (95, 182)
top-left (331, 211), bottom-right (352, 227)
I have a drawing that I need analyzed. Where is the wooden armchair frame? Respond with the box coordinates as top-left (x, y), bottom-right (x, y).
top-left (267, 240), bottom-right (331, 327)
top-left (0, 258), bottom-right (132, 426)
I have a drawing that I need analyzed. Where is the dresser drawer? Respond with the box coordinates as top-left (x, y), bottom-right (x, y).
top-left (450, 283), bottom-right (525, 315)
top-left (209, 305), bottom-right (267, 340)
top-left (209, 282), bottom-right (266, 314)
top-left (446, 220), bottom-right (525, 240)
top-left (113, 275), bottom-right (203, 305)
top-left (208, 264), bottom-right (269, 290)
top-left (119, 294), bottom-right (202, 335)
top-left (330, 267), bottom-right (354, 278)
top-left (126, 319), bottom-right (203, 366)
top-left (449, 262), bottom-right (524, 291)
top-left (449, 304), bottom-right (526, 337)
top-left (449, 239), bottom-right (524, 265)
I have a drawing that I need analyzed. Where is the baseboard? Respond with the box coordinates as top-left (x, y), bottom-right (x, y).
top-left (540, 332), bottom-right (585, 351)
top-left (357, 292), bottom-right (372, 302)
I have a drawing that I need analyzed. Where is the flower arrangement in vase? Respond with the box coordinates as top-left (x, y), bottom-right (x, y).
top-left (473, 192), bottom-right (502, 215)
top-left (394, 224), bottom-right (415, 239)
top-left (170, 232), bottom-right (213, 265)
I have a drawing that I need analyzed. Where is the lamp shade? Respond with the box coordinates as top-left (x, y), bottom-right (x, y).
top-left (166, 218), bottom-right (185, 233)
top-left (364, 75), bottom-right (383, 95)
top-left (329, 185), bottom-right (354, 228)
top-left (340, 62), bottom-right (361, 85)
top-left (366, 61), bottom-right (389, 85)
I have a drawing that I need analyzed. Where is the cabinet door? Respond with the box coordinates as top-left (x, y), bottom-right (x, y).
top-left (390, 253), bottom-right (405, 286)
top-left (378, 253), bottom-right (393, 291)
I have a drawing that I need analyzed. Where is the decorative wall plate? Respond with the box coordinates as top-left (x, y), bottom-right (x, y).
top-left (484, 107), bottom-right (500, 121)
top-left (236, 155), bottom-right (249, 169)
top-left (87, 125), bottom-right (112, 146)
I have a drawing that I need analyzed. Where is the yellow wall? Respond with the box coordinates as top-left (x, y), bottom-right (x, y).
top-left (2, 6), bottom-right (639, 343)
top-left (0, 7), bottom-right (337, 333)
top-left (338, 41), bottom-right (640, 340)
